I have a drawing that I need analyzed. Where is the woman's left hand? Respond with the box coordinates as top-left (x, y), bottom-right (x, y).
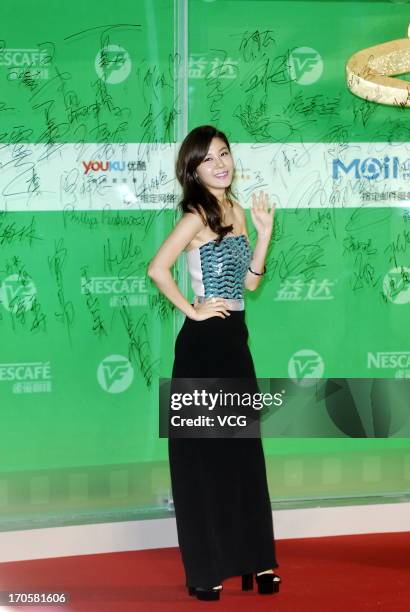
top-left (250, 191), bottom-right (275, 236)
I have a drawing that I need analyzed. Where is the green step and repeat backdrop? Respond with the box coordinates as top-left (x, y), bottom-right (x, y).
top-left (0, 0), bottom-right (409, 530)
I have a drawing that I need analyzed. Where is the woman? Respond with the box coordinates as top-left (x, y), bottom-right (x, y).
top-left (147, 125), bottom-right (281, 601)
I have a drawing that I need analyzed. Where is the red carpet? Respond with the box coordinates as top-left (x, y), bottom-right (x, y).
top-left (0, 531), bottom-right (409, 611)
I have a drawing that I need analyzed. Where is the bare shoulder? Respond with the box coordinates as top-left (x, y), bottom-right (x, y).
top-left (232, 199), bottom-right (245, 214)
top-left (183, 204), bottom-right (207, 229)
top-left (231, 200), bottom-right (248, 234)
top-left (147, 208), bottom-right (207, 271)
top-left (182, 205), bottom-right (212, 251)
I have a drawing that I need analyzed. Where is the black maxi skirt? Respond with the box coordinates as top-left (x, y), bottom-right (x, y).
top-left (168, 307), bottom-right (279, 587)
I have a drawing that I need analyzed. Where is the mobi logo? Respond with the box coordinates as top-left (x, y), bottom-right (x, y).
top-left (383, 267), bottom-right (410, 304)
top-left (288, 47), bottom-right (323, 85)
top-left (97, 355), bottom-right (134, 393)
top-left (95, 44), bottom-right (131, 84)
top-left (332, 156), bottom-right (400, 180)
top-left (288, 349), bottom-right (324, 385)
top-left (82, 160), bottom-right (127, 174)
top-left (0, 361), bottom-right (52, 394)
top-left (0, 274), bottom-right (37, 313)
top-left (0, 47), bottom-right (50, 80)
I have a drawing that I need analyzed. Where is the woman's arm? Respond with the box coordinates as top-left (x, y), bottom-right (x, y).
top-left (244, 232), bottom-right (271, 291)
top-left (147, 212), bottom-right (206, 318)
top-left (234, 196), bottom-right (274, 292)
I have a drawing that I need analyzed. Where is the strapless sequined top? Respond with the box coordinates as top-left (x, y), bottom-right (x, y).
top-left (185, 234), bottom-right (252, 310)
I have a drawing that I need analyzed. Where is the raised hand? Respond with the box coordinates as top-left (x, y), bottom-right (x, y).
top-left (250, 191), bottom-right (275, 237)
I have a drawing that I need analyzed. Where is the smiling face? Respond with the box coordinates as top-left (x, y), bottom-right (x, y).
top-left (195, 136), bottom-right (234, 201)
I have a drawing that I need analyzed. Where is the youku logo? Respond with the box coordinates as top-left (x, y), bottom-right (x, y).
top-left (0, 274), bottom-right (37, 313)
top-left (82, 160), bottom-right (142, 174)
top-left (288, 349), bottom-right (324, 386)
top-left (97, 355), bottom-right (134, 393)
top-left (288, 47), bottom-right (323, 85)
top-left (332, 156), bottom-right (404, 180)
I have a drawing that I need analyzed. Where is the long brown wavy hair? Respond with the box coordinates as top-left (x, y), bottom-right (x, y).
top-left (175, 125), bottom-right (237, 244)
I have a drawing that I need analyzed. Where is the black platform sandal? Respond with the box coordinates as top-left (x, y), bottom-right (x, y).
top-left (241, 571), bottom-right (281, 594)
top-left (187, 584), bottom-right (223, 601)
